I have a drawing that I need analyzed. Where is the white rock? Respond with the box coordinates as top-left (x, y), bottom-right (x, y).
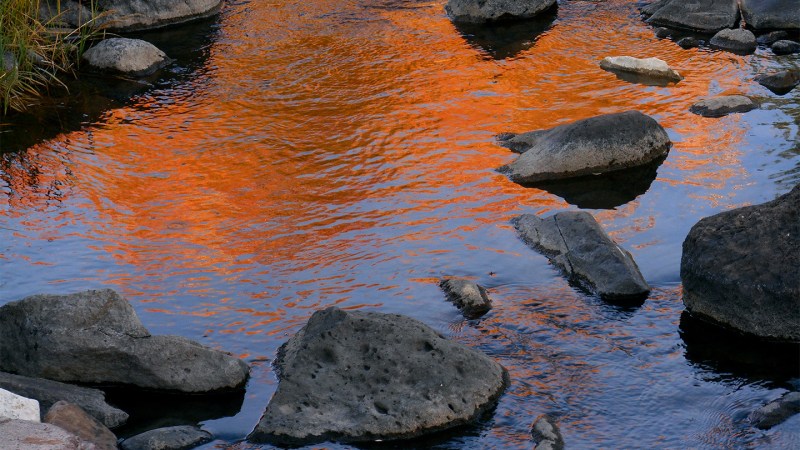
top-left (600, 56), bottom-right (682, 82)
top-left (0, 388), bottom-right (40, 422)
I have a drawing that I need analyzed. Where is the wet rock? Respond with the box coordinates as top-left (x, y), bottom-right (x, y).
top-left (513, 211), bottom-right (650, 302)
top-left (646, 0), bottom-right (739, 33)
top-left (120, 425), bottom-right (212, 450)
top-left (709, 28), bottom-right (757, 54)
top-left (0, 289), bottom-right (250, 393)
top-left (497, 111), bottom-right (671, 184)
top-left (0, 418), bottom-right (91, 449)
top-left (599, 56), bottom-right (681, 82)
top-left (0, 388), bottom-right (40, 422)
top-left (681, 186), bottom-right (800, 342)
top-left (248, 307), bottom-right (508, 445)
top-left (749, 392), bottom-right (800, 429)
top-left (41, 0), bottom-right (223, 32)
top-left (445, 0), bottom-right (556, 24)
top-left (654, 27), bottom-right (672, 39)
top-left (531, 414), bottom-right (564, 450)
top-left (44, 401), bottom-right (117, 450)
top-left (772, 40), bottom-right (800, 55)
top-left (439, 279), bottom-right (493, 318)
top-left (740, 0), bottom-right (800, 31)
top-left (755, 69), bottom-right (800, 95)
top-left (689, 95), bottom-right (757, 118)
top-left (83, 38), bottom-right (171, 77)
top-left (757, 30), bottom-right (789, 46)
top-left (676, 37), bottom-right (700, 49)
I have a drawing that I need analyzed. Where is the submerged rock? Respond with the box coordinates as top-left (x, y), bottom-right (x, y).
top-left (83, 38), bottom-right (171, 77)
top-left (709, 28), bottom-right (757, 54)
top-left (749, 392), bottom-right (800, 429)
top-left (599, 56), bottom-right (682, 82)
top-left (772, 40), bottom-right (800, 55)
top-left (513, 211), bottom-right (650, 302)
top-left (740, 0), bottom-right (800, 31)
top-left (0, 388), bottom-right (40, 422)
top-left (44, 401), bottom-right (117, 450)
top-left (646, 0), bottom-right (739, 33)
top-left (0, 371), bottom-right (128, 429)
top-left (676, 37), bottom-right (700, 49)
top-left (0, 418), bottom-right (90, 449)
top-left (531, 414), bottom-right (564, 450)
top-left (689, 95), bottom-right (757, 118)
top-left (248, 307), bottom-right (508, 445)
top-left (497, 111), bottom-right (671, 184)
top-left (41, 0), bottom-right (223, 32)
top-left (756, 69), bottom-right (800, 96)
top-left (121, 425), bottom-right (212, 450)
top-left (439, 279), bottom-right (493, 318)
top-left (681, 186), bottom-right (800, 342)
top-left (445, 0), bottom-right (556, 24)
top-left (0, 289), bottom-right (250, 393)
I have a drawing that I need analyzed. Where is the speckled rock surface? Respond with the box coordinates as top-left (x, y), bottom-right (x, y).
top-left (82, 38), bottom-right (170, 76)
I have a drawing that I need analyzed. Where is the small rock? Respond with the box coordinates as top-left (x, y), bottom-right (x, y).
top-left (0, 388), bottom-right (40, 422)
top-left (0, 418), bottom-right (92, 449)
top-left (120, 425), bottom-right (212, 450)
top-left (82, 38), bottom-right (171, 77)
top-left (757, 30), bottom-right (789, 46)
top-left (755, 69), bottom-right (800, 95)
top-left (646, 0), bottom-right (739, 33)
top-left (2, 51), bottom-right (17, 72)
top-left (44, 401), bottom-right (117, 450)
top-left (531, 414), bottom-right (564, 450)
top-left (676, 36), bottom-right (699, 49)
top-left (445, 0), bottom-right (556, 24)
top-left (0, 371), bottom-right (128, 429)
top-left (41, 0), bottom-right (223, 32)
top-left (248, 307), bottom-right (508, 445)
top-left (772, 40), bottom-right (800, 55)
top-left (749, 392), bottom-right (800, 429)
top-left (439, 279), bottom-right (493, 318)
top-left (709, 28), bottom-right (757, 54)
top-left (654, 27), bottom-right (671, 39)
top-left (689, 95), bottom-right (757, 118)
top-left (514, 211), bottom-right (650, 302)
top-left (740, 0), bottom-right (800, 31)
top-left (600, 56), bottom-right (682, 82)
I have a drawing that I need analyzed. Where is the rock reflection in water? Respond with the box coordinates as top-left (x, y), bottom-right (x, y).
top-left (452, 8), bottom-right (557, 60)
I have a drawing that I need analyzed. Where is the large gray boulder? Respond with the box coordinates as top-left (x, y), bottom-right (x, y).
top-left (646, 0), bottom-right (739, 33)
top-left (514, 211), bottom-right (650, 302)
top-left (0, 289), bottom-right (249, 393)
top-left (740, 0), bottom-right (800, 31)
top-left (0, 372), bottom-right (128, 428)
top-left (689, 95), bottom-right (757, 118)
top-left (248, 307), bottom-right (508, 445)
top-left (120, 425), bottom-right (212, 450)
top-left (445, 0), bottom-right (556, 24)
top-left (599, 56), bottom-right (682, 83)
top-left (709, 28), bottom-right (757, 54)
top-left (41, 0), bottom-right (223, 32)
top-left (82, 38), bottom-right (170, 77)
top-left (0, 418), bottom-right (92, 449)
top-left (681, 186), bottom-right (800, 342)
top-left (497, 111), bottom-right (671, 184)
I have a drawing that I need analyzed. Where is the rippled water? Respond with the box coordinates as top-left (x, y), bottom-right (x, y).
top-left (1, 0), bottom-right (799, 448)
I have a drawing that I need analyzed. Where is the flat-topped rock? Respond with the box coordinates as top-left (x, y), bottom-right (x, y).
top-left (740, 0), bottom-right (800, 31)
top-left (445, 0), bottom-right (556, 24)
top-left (248, 307), bottom-right (508, 445)
top-left (709, 28), bottom-right (757, 54)
top-left (689, 95), bottom-right (757, 118)
top-left (599, 56), bottom-right (681, 82)
top-left (121, 425), bottom-right (212, 450)
top-left (439, 279), bottom-right (493, 318)
top-left (513, 211), bottom-right (650, 302)
top-left (646, 0), bottom-right (739, 33)
top-left (83, 38), bottom-right (171, 77)
top-left (0, 418), bottom-right (90, 449)
top-left (756, 69), bottom-right (800, 96)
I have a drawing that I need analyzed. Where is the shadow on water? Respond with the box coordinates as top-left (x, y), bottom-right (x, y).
top-left (453, 7), bottom-right (558, 60)
top-left (0, 15), bottom-right (221, 153)
top-left (679, 311), bottom-right (800, 387)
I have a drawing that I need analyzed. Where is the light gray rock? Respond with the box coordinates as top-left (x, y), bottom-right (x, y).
top-left (248, 307), bottom-right (508, 445)
top-left (0, 289), bottom-right (249, 393)
top-left (755, 69), bottom-right (800, 95)
top-left (41, 0), bottom-right (223, 32)
top-left (0, 388), bottom-right (40, 422)
top-left (0, 418), bottom-right (92, 449)
top-left (0, 372), bottom-right (128, 429)
top-left (445, 0), bottom-right (556, 24)
top-left (531, 414), bottom-right (564, 450)
top-left (681, 186), bottom-right (800, 342)
top-left (83, 38), bottom-right (170, 77)
top-left (772, 40), bottom-right (800, 55)
top-left (647, 0), bottom-right (739, 33)
top-left (120, 425), bottom-right (212, 450)
top-left (757, 30), bottom-right (789, 46)
top-left (749, 392), bottom-right (800, 429)
top-left (497, 111), bottom-right (671, 184)
top-left (44, 402), bottom-right (117, 450)
top-left (599, 56), bottom-right (682, 82)
top-left (439, 279), bottom-right (492, 318)
top-left (710, 28), bottom-right (757, 54)
top-left (689, 95), bottom-right (757, 118)
top-left (740, 0), bottom-right (800, 31)
top-left (514, 211), bottom-right (650, 302)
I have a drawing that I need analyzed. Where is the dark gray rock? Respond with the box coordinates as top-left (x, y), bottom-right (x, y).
top-left (741, 0), bottom-right (800, 31)
top-left (772, 40), bottom-right (800, 55)
top-left (710, 28), bottom-right (757, 54)
top-left (654, 27), bottom-right (672, 38)
top-left (749, 392), bottom-right (800, 429)
top-left (681, 186), bottom-right (800, 342)
top-left (83, 38), bottom-right (171, 77)
top-left (439, 279), bottom-right (492, 318)
top-left (0, 289), bottom-right (249, 393)
top-left (647, 0), bottom-right (739, 33)
top-left (44, 401), bottom-right (118, 450)
top-left (0, 418), bottom-right (91, 449)
top-left (677, 37), bottom-right (700, 49)
top-left (2, 51), bottom-right (17, 72)
top-left (641, 0), bottom-right (671, 17)
top-left (41, 0), bottom-right (223, 32)
top-left (756, 69), bottom-right (800, 95)
top-left (531, 414), bottom-right (564, 450)
top-left (0, 371), bottom-right (128, 428)
top-left (445, 0), bottom-right (556, 24)
top-left (513, 211), bottom-right (650, 302)
top-left (599, 56), bottom-right (682, 82)
top-left (120, 425), bottom-right (212, 450)
top-left (689, 95), bottom-right (757, 118)
top-left (757, 30), bottom-right (790, 46)
top-left (248, 307), bottom-right (508, 445)
top-left (497, 111), bottom-right (671, 184)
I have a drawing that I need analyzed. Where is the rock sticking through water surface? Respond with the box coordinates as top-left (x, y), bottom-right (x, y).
top-left (599, 56), bottom-right (682, 83)
top-left (248, 307), bottom-right (508, 445)
top-left (0, 289), bottom-right (250, 393)
top-left (83, 38), bottom-right (171, 77)
top-left (709, 28), bottom-right (757, 54)
top-left (513, 211), bottom-right (650, 302)
top-left (0, 388), bottom-right (40, 422)
top-left (44, 401), bottom-right (118, 450)
top-left (497, 111), bottom-right (671, 184)
top-left (749, 392), bottom-right (800, 429)
top-left (689, 95), bottom-right (757, 118)
top-left (756, 70), bottom-right (800, 95)
top-left (531, 414), bottom-right (565, 450)
top-left (445, 0), bottom-right (556, 24)
top-left (121, 425), bottom-right (212, 450)
top-left (772, 40), bottom-right (800, 55)
top-left (740, 0), bottom-right (800, 31)
top-left (439, 278), bottom-right (493, 318)
top-left (681, 186), bottom-right (800, 342)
